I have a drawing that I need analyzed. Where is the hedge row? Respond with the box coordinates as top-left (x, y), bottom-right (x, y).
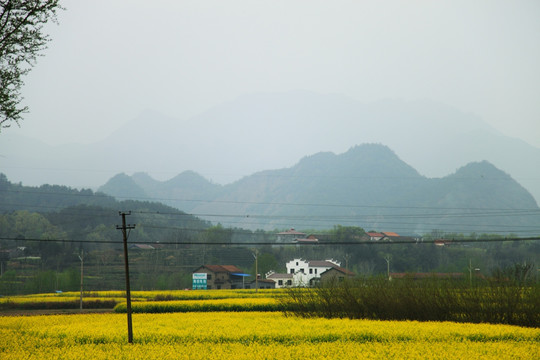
top-left (279, 277), bottom-right (540, 327)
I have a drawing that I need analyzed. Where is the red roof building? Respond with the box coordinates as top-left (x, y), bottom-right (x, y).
top-left (366, 232), bottom-right (384, 241)
top-left (192, 265), bottom-right (248, 290)
top-left (276, 228), bottom-right (307, 243)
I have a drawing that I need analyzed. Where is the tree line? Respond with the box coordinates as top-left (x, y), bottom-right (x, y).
top-left (0, 173), bottom-right (538, 294)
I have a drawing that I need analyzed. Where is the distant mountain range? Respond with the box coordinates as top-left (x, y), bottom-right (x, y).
top-left (1, 92), bottom-right (540, 205)
top-left (98, 144), bottom-right (540, 234)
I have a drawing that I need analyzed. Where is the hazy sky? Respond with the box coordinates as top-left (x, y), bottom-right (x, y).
top-left (8, 0), bottom-right (540, 148)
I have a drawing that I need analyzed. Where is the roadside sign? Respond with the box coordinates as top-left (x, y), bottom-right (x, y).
top-left (192, 273), bottom-right (207, 290)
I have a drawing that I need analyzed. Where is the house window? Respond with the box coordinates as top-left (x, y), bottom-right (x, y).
top-left (300, 268), bottom-right (304, 274)
top-left (315, 269), bottom-right (317, 274)
top-left (309, 269), bottom-right (313, 274)
top-left (278, 280), bottom-right (283, 286)
top-left (207, 274), bottom-right (212, 280)
top-left (296, 262), bottom-right (299, 266)
top-left (207, 285), bottom-right (212, 289)
top-left (286, 280), bottom-right (292, 285)
top-left (290, 269), bottom-right (294, 274)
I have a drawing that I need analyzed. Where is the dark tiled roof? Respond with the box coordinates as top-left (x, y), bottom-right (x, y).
top-left (200, 265), bottom-right (243, 273)
top-left (266, 273), bottom-right (293, 279)
top-left (308, 260), bottom-right (338, 268)
top-left (321, 266), bottom-right (355, 276)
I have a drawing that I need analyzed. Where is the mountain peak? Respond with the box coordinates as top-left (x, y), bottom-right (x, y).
top-left (98, 173), bottom-right (147, 199)
top-left (165, 171), bottom-right (216, 188)
top-left (452, 161), bottom-right (511, 179)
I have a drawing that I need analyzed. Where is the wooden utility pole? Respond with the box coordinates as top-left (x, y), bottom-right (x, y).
top-left (117, 212), bottom-right (136, 344)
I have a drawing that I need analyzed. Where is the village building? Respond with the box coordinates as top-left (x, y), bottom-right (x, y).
top-left (192, 265), bottom-right (250, 290)
top-left (246, 278), bottom-right (276, 289)
top-left (366, 231), bottom-right (401, 241)
top-left (293, 234), bottom-right (319, 245)
top-left (366, 232), bottom-right (385, 241)
top-left (265, 272), bottom-right (293, 288)
top-left (276, 228), bottom-right (307, 243)
top-left (320, 266), bottom-right (356, 284)
top-left (434, 239), bottom-right (453, 246)
top-left (266, 258), bottom-right (355, 287)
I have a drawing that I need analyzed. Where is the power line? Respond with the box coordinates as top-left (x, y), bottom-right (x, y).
top-left (3, 199), bottom-right (538, 223)
top-left (2, 188), bottom-right (539, 212)
top-left (129, 208), bottom-right (540, 218)
top-left (1, 206), bottom-right (537, 236)
top-left (2, 188), bottom-right (539, 235)
top-left (1, 236), bottom-right (539, 246)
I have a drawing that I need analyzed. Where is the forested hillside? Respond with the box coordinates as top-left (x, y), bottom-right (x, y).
top-left (1, 171), bottom-right (538, 295)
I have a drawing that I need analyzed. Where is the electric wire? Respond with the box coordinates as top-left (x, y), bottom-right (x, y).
top-left (2, 186), bottom-right (540, 235)
top-left (1, 235), bottom-right (539, 246)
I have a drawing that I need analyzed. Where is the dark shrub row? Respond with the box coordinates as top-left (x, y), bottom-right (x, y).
top-left (279, 277), bottom-right (540, 327)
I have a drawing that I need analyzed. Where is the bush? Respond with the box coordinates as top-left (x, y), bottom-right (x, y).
top-left (279, 276), bottom-right (540, 327)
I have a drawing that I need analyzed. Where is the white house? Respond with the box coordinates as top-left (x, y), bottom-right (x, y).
top-left (265, 272), bottom-right (293, 288)
top-left (266, 258), bottom-right (354, 288)
top-left (285, 258), bottom-right (343, 286)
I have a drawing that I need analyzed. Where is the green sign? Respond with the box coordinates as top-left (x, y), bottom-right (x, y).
top-left (192, 273), bottom-right (207, 290)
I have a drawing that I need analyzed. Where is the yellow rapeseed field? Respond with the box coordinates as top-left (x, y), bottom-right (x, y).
top-left (0, 296), bottom-right (112, 305)
top-left (1, 312), bottom-right (538, 359)
top-left (115, 296), bottom-right (281, 313)
top-left (0, 289), bottom-right (285, 311)
top-left (1, 289), bottom-right (283, 303)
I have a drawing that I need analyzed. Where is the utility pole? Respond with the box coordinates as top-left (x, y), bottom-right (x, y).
top-left (117, 212), bottom-right (136, 344)
top-left (78, 250), bottom-right (84, 310)
top-left (384, 255), bottom-right (391, 281)
top-left (344, 254), bottom-right (350, 271)
top-left (468, 259), bottom-right (480, 288)
top-left (253, 249), bottom-right (259, 293)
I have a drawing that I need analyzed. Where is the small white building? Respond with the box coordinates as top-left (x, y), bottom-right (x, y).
top-left (265, 272), bottom-right (293, 288)
top-left (265, 258), bottom-right (352, 287)
top-left (285, 258), bottom-right (342, 286)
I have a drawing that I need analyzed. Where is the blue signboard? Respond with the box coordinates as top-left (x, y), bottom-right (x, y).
top-left (192, 273), bottom-right (207, 290)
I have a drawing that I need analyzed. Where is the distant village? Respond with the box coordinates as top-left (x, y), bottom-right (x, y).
top-left (190, 228), bottom-right (457, 290)
top-left (0, 225), bottom-right (470, 292)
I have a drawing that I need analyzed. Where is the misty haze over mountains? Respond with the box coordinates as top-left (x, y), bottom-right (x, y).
top-left (1, 92), bottom-right (539, 204)
top-left (98, 144), bottom-right (540, 234)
